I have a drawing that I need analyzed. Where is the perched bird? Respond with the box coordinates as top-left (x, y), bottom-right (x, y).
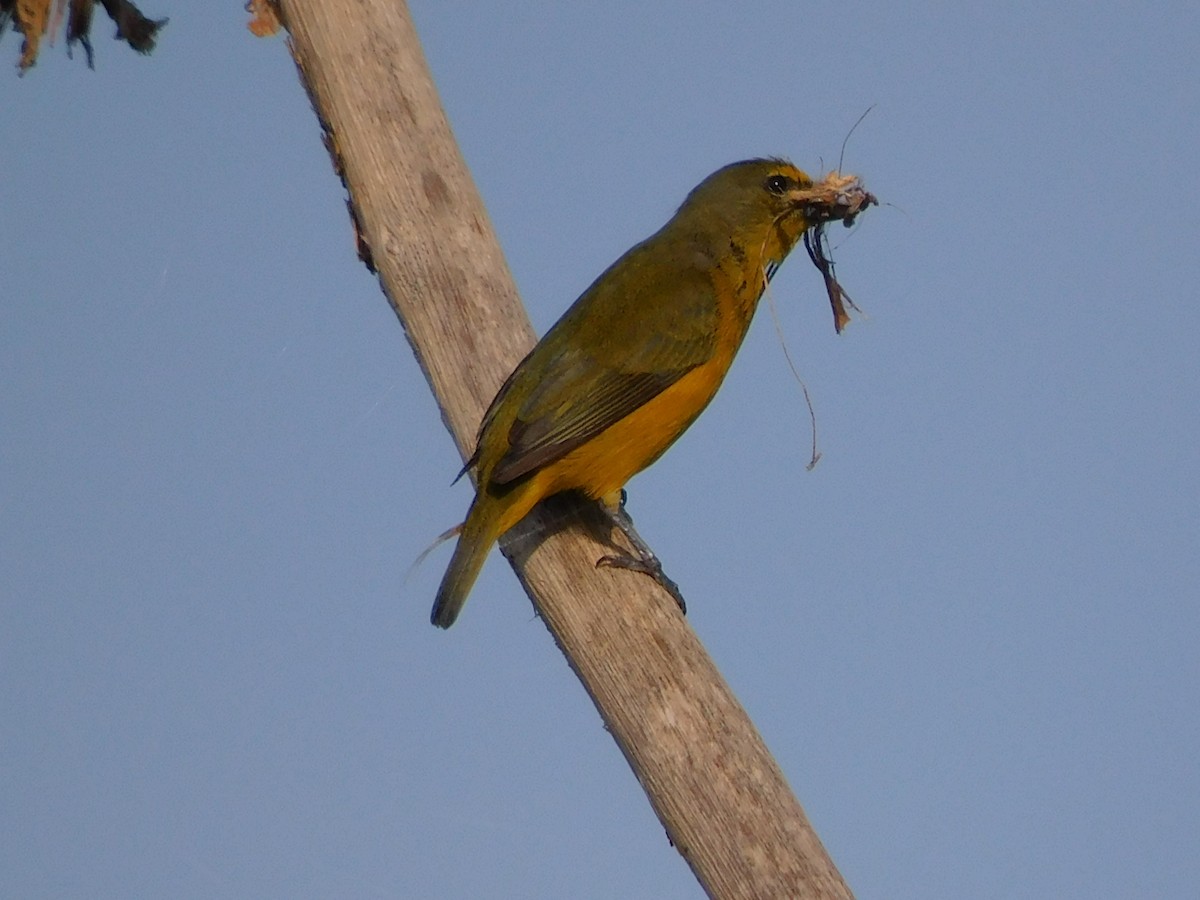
top-left (432, 158), bottom-right (874, 628)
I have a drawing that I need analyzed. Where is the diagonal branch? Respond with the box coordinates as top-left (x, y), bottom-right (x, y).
top-left (276, 3), bottom-right (853, 897)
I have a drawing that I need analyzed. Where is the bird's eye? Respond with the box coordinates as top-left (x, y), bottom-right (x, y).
top-left (765, 174), bottom-right (790, 195)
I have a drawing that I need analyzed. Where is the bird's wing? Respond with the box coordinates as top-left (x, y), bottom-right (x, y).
top-left (488, 258), bottom-right (719, 485)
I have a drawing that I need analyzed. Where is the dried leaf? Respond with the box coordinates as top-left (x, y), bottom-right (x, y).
top-left (4, 0), bottom-right (164, 69)
top-left (7, 0), bottom-right (52, 71)
top-left (98, 0), bottom-right (166, 54)
top-left (66, 0), bottom-right (93, 67)
top-left (246, 0), bottom-right (281, 38)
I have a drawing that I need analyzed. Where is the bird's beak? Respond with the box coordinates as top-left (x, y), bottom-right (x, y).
top-left (790, 172), bottom-right (877, 228)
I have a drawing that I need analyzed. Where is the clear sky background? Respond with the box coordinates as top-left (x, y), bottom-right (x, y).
top-left (4, 3), bottom-right (1198, 898)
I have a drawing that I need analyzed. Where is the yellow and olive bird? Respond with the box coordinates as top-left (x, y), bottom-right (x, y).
top-left (432, 158), bottom-right (874, 628)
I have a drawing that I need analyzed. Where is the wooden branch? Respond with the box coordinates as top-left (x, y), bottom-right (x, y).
top-left (277, 3), bottom-right (853, 897)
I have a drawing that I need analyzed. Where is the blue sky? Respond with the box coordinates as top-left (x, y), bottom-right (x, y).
top-left (4, 3), bottom-right (1198, 898)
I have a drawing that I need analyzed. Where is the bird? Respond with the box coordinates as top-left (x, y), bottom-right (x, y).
top-left (431, 157), bottom-right (874, 628)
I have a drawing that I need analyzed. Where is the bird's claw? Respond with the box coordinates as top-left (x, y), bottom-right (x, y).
top-left (596, 553), bottom-right (687, 614)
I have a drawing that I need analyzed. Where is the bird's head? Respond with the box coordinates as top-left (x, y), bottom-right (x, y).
top-left (679, 158), bottom-right (873, 245)
top-left (674, 158), bottom-right (876, 331)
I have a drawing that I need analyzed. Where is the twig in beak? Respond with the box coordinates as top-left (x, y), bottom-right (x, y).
top-left (804, 224), bottom-right (862, 334)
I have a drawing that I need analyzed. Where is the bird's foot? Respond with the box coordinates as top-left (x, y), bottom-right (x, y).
top-left (596, 552), bottom-right (686, 614)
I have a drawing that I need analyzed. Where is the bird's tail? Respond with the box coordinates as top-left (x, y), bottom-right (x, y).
top-left (431, 502), bottom-right (501, 629)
